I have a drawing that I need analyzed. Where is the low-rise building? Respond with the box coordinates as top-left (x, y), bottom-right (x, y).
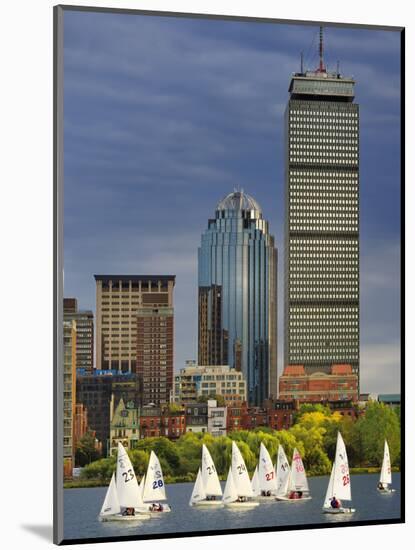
top-left (185, 403), bottom-right (208, 433)
top-left (378, 394), bottom-right (400, 408)
top-left (264, 399), bottom-right (297, 430)
top-left (207, 399), bottom-right (227, 437)
top-left (279, 364), bottom-right (358, 403)
top-left (109, 397), bottom-right (140, 455)
top-left (173, 362), bottom-right (247, 406)
top-left (139, 404), bottom-right (186, 439)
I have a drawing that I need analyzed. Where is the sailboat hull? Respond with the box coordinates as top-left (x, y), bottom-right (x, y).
top-left (322, 507), bottom-right (355, 514)
top-left (191, 500), bottom-right (224, 507)
top-left (144, 503), bottom-right (172, 514)
top-left (99, 512), bottom-right (151, 522)
top-left (275, 495), bottom-right (312, 502)
top-left (377, 488), bottom-right (395, 494)
top-left (224, 501), bottom-right (260, 509)
top-left (255, 494), bottom-right (278, 502)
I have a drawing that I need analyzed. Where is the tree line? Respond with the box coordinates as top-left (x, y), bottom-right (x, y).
top-left (78, 401), bottom-right (400, 483)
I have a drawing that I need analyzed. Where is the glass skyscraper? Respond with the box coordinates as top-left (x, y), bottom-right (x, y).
top-left (198, 190), bottom-right (277, 406)
top-left (284, 32), bottom-right (360, 382)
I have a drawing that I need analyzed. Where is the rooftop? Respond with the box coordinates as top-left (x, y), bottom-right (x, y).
top-left (94, 275), bottom-right (176, 282)
top-left (217, 190), bottom-right (262, 214)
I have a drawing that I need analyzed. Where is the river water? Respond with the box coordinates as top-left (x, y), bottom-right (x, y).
top-left (63, 473), bottom-right (401, 542)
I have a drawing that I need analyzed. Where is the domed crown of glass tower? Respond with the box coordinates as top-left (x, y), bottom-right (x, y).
top-left (216, 190), bottom-right (262, 215)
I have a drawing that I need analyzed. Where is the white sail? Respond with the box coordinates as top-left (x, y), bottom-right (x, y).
top-left (222, 467), bottom-right (238, 504)
top-left (115, 442), bottom-right (142, 509)
top-left (323, 464), bottom-right (336, 509)
top-left (251, 466), bottom-right (261, 497)
top-left (258, 442), bottom-right (278, 494)
top-left (201, 444), bottom-right (222, 496)
top-left (142, 450), bottom-right (167, 502)
top-left (275, 445), bottom-right (291, 497)
top-left (190, 469), bottom-right (207, 505)
top-left (331, 432), bottom-right (352, 501)
top-left (288, 448), bottom-right (309, 493)
top-left (139, 474), bottom-right (145, 500)
top-left (100, 472), bottom-right (121, 517)
top-left (231, 441), bottom-right (253, 497)
top-left (380, 440), bottom-right (392, 485)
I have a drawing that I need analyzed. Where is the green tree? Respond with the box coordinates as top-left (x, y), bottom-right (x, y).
top-left (293, 403), bottom-right (331, 424)
top-left (354, 402), bottom-right (401, 467)
top-left (75, 431), bottom-right (101, 467)
top-left (197, 394), bottom-right (226, 406)
top-left (81, 457), bottom-right (115, 481)
top-left (129, 449), bottom-right (149, 477)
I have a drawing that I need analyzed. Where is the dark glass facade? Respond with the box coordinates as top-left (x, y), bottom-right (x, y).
top-left (198, 191), bottom-right (277, 405)
top-left (285, 68), bottom-right (360, 380)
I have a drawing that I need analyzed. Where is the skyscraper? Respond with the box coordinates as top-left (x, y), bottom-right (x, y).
top-left (63, 298), bottom-right (94, 372)
top-left (136, 306), bottom-right (174, 406)
top-left (63, 320), bottom-right (76, 478)
top-left (198, 190), bottom-right (277, 405)
top-left (94, 275), bottom-right (175, 373)
top-left (284, 29), bottom-right (359, 381)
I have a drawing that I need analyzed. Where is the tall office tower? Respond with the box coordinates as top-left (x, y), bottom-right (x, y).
top-left (63, 298), bottom-right (94, 372)
top-left (94, 275), bottom-right (175, 373)
top-left (136, 306), bottom-right (174, 406)
top-left (284, 28), bottom-right (359, 381)
top-left (198, 190), bottom-right (277, 406)
top-left (63, 320), bottom-right (76, 478)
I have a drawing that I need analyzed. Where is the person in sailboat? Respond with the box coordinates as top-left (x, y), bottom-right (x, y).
top-left (122, 507), bottom-right (135, 516)
top-left (330, 496), bottom-right (341, 509)
top-left (377, 481), bottom-right (387, 492)
top-left (237, 496), bottom-right (247, 503)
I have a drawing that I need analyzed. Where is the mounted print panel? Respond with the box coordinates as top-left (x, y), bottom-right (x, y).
top-left (53, 4), bottom-right (404, 545)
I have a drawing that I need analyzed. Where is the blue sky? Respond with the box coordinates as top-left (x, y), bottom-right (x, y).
top-left (63, 10), bottom-right (401, 393)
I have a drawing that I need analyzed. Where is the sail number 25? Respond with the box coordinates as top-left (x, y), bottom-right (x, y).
top-left (342, 474), bottom-right (350, 486)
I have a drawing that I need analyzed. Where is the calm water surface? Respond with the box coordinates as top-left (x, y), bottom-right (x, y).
top-left (64, 473), bottom-right (401, 541)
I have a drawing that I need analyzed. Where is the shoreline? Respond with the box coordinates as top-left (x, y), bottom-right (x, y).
top-left (63, 467), bottom-right (400, 489)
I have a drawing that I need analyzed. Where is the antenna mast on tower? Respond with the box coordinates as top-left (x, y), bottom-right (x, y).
top-left (318, 26), bottom-right (325, 72)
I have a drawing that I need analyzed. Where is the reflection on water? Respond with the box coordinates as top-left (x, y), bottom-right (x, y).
top-left (63, 473), bottom-right (401, 542)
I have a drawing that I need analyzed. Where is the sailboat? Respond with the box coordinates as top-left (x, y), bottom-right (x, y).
top-left (142, 450), bottom-right (171, 513)
top-left (251, 466), bottom-right (261, 497)
top-left (377, 440), bottom-right (395, 493)
top-left (222, 442), bottom-right (259, 508)
top-left (189, 444), bottom-right (223, 507)
top-left (99, 442), bottom-right (150, 521)
top-left (256, 442), bottom-right (278, 499)
top-left (274, 445), bottom-right (291, 500)
top-left (276, 447), bottom-right (311, 501)
top-left (322, 432), bottom-right (355, 514)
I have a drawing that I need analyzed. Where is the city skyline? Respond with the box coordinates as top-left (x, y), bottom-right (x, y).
top-left (63, 12), bottom-right (401, 394)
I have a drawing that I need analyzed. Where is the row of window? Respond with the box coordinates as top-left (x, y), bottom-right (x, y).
top-left (290, 170), bottom-right (358, 178)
